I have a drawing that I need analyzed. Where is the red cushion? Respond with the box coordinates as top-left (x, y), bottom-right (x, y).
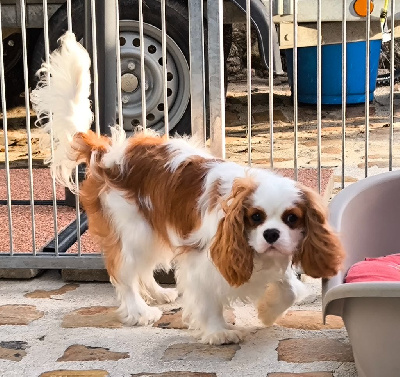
top-left (345, 254), bottom-right (400, 283)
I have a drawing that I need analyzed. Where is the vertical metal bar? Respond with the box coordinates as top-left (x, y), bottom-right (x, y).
top-left (84, 0), bottom-right (92, 54)
top-left (365, 0), bottom-right (371, 178)
top-left (161, 0), bottom-right (169, 137)
top-left (20, 0), bottom-right (36, 252)
top-left (341, 0), bottom-right (347, 188)
top-left (246, 0), bottom-right (252, 166)
top-left (316, 0), bottom-right (322, 194)
top-left (43, 0), bottom-right (59, 255)
top-left (207, 0), bottom-right (226, 158)
top-left (389, 0), bottom-right (395, 171)
top-left (293, 0), bottom-right (298, 181)
top-left (74, 156), bottom-right (82, 256)
top-left (90, 0), bottom-right (100, 136)
top-left (97, 0), bottom-right (117, 135)
top-left (0, 4), bottom-right (14, 254)
top-left (188, 0), bottom-right (206, 142)
top-left (67, 0), bottom-right (72, 32)
top-left (116, 0), bottom-right (123, 129)
top-left (66, 0), bottom-right (81, 254)
top-left (268, 0), bottom-right (274, 169)
top-left (139, 0), bottom-right (147, 130)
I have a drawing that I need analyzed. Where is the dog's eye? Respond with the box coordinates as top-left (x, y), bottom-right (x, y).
top-left (286, 213), bottom-right (298, 224)
top-left (251, 212), bottom-right (262, 222)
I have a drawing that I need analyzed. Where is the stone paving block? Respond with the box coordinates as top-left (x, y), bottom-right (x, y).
top-left (154, 308), bottom-right (235, 330)
top-left (0, 305), bottom-right (44, 325)
top-left (162, 343), bottom-right (240, 362)
top-left (0, 268), bottom-right (42, 279)
top-left (0, 341), bottom-right (28, 361)
top-left (278, 338), bottom-right (354, 363)
top-left (268, 373), bottom-right (333, 377)
top-left (25, 283), bottom-right (79, 298)
top-left (57, 344), bottom-right (129, 362)
top-left (153, 308), bottom-right (185, 329)
top-left (322, 146), bottom-right (341, 154)
top-left (359, 160), bottom-right (388, 169)
top-left (276, 311), bottom-right (344, 330)
top-left (333, 176), bottom-right (358, 183)
top-left (39, 371), bottom-right (109, 377)
top-left (253, 109), bottom-right (289, 123)
top-left (62, 306), bottom-right (121, 329)
top-left (132, 373), bottom-right (217, 377)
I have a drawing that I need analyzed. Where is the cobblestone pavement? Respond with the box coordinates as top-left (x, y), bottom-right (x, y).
top-left (0, 271), bottom-right (357, 377)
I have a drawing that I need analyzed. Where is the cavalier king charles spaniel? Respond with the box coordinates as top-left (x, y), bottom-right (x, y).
top-left (31, 32), bottom-right (345, 345)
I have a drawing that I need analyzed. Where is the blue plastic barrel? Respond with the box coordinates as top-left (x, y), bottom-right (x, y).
top-left (285, 40), bottom-right (382, 104)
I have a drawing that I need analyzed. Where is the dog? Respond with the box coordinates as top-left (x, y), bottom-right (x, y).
top-left (31, 32), bottom-right (345, 345)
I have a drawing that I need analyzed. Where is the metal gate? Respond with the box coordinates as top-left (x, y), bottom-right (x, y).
top-left (0, 0), bottom-right (399, 269)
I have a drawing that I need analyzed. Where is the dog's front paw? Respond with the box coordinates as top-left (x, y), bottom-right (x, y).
top-left (200, 328), bottom-right (243, 345)
top-left (118, 305), bottom-right (162, 326)
top-left (257, 308), bottom-right (287, 327)
top-left (138, 306), bottom-right (163, 325)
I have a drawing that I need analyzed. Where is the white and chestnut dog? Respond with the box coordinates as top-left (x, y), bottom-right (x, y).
top-left (31, 32), bottom-right (345, 345)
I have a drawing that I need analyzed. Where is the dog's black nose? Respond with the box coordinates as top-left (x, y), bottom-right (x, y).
top-left (263, 228), bottom-right (280, 244)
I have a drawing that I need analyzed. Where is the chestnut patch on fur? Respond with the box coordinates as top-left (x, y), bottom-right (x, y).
top-left (293, 184), bottom-right (345, 278)
top-left (208, 178), bottom-right (222, 211)
top-left (71, 131), bottom-right (123, 282)
top-left (210, 177), bottom-right (258, 287)
top-left (281, 207), bottom-right (304, 229)
top-left (245, 207), bottom-right (266, 229)
top-left (72, 130), bottom-right (110, 164)
top-left (79, 133), bottom-right (217, 248)
top-left (80, 175), bottom-right (122, 282)
top-left (115, 138), bottom-right (213, 243)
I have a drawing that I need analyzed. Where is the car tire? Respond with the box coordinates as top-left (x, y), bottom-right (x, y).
top-left (30, 0), bottom-right (232, 136)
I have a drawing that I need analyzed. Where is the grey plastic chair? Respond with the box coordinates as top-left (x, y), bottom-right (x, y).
top-left (322, 170), bottom-right (400, 377)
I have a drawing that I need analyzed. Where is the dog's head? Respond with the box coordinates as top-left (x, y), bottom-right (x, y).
top-left (210, 173), bottom-right (345, 287)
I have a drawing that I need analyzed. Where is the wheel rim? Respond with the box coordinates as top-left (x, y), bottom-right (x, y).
top-left (118, 20), bottom-right (190, 133)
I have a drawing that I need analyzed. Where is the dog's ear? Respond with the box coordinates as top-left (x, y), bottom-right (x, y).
top-left (293, 184), bottom-right (345, 278)
top-left (210, 177), bottom-right (256, 287)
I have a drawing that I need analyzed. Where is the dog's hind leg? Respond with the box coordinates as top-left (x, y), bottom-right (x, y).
top-left (112, 255), bottom-right (163, 326)
top-left (102, 190), bottom-right (163, 326)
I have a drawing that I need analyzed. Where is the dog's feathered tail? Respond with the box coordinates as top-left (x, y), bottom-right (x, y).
top-left (31, 32), bottom-right (105, 191)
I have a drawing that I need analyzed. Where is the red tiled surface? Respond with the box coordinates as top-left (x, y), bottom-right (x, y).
top-left (0, 168), bottom-right (65, 201)
top-left (0, 205), bottom-right (99, 253)
top-left (277, 168), bottom-right (333, 195)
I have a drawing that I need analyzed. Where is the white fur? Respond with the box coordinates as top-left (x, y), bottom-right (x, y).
top-left (102, 190), bottom-right (175, 325)
top-left (102, 125), bottom-right (129, 169)
top-left (165, 137), bottom-right (213, 172)
top-left (31, 32), bottom-right (93, 191)
top-left (248, 171), bottom-right (303, 256)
